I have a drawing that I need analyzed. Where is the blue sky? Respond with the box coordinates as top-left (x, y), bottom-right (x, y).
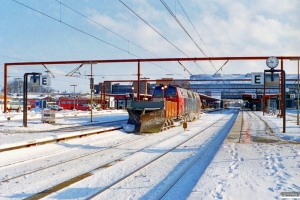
top-left (1, 0), bottom-right (300, 92)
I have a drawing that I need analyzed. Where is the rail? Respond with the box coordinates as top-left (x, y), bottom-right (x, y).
top-left (87, 111), bottom-right (238, 199)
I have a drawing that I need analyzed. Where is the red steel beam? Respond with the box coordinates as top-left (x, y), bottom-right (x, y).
top-left (3, 56), bottom-right (300, 66)
top-left (138, 62), bottom-right (140, 101)
top-left (102, 78), bottom-right (298, 82)
top-left (4, 56), bottom-right (300, 112)
top-left (4, 64), bottom-right (8, 113)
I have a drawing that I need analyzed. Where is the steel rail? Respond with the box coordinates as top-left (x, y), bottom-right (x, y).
top-left (1, 132), bottom-right (146, 183)
top-left (0, 119), bottom-right (127, 152)
top-left (87, 112), bottom-right (234, 199)
top-left (287, 113), bottom-right (298, 119)
top-left (24, 117), bottom-right (207, 199)
top-left (0, 120), bottom-right (126, 168)
top-left (158, 111), bottom-right (238, 199)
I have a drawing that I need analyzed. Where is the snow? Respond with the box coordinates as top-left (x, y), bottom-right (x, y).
top-left (0, 109), bottom-right (300, 199)
top-left (0, 109), bottom-right (128, 146)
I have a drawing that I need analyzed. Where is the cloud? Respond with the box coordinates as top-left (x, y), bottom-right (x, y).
top-left (2, 0), bottom-right (300, 89)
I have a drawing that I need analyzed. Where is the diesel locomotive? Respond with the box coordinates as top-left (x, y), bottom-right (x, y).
top-left (125, 85), bottom-right (201, 133)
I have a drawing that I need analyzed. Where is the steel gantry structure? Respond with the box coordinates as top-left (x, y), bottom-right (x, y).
top-left (3, 56), bottom-right (300, 113)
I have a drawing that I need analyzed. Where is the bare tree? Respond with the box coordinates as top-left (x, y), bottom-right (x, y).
top-left (7, 80), bottom-right (55, 93)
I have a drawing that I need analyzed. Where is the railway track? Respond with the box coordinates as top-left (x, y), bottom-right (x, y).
top-left (287, 113), bottom-right (299, 119)
top-left (0, 124), bottom-right (129, 169)
top-left (0, 132), bottom-right (145, 183)
top-left (86, 111), bottom-right (238, 199)
top-left (35, 119), bottom-right (128, 133)
top-left (0, 110), bottom-right (237, 199)
top-left (33, 110), bottom-right (236, 199)
top-left (0, 119), bottom-right (128, 152)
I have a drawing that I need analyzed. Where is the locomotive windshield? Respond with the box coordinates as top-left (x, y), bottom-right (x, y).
top-left (165, 87), bottom-right (176, 97)
top-left (153, 88), bottom-right (163, 98)
top-left (153, 86), bottom-right (177, 98)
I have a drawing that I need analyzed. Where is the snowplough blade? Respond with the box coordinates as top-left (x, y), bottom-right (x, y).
top-left (124, 101), bottom-right (177, 133)
top-left (127, 108), bottom-right (166, 133)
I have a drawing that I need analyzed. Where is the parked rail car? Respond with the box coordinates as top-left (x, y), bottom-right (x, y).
top-left (125, 85), bottom-right (201, 133)
top-left (28, 99), bottom-right (36, 109)
top-left (59, 97), bottom-right (90, 110)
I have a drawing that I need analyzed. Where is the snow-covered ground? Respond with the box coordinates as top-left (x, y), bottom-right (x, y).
top-left (0, 109), bottom-right (300, 199)
top-left (0, 109), bottom-right (128, 146)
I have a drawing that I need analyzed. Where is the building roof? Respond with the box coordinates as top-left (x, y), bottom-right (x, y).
top-left (0, 94), bottom-right (12, 101)
top-left (199, 94), bottom-right (221, 102)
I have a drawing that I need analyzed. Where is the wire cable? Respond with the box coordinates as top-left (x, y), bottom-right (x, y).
top-left (160, 0), bottom-right (215, 72)
top-left (0, 54), bottom-right (29, 61)
top-left (176, 0), bottom-right (219, 73)
top-left (119, 0), bottom-right (205, 73)
top-left (11, 0), bottom-right (184, 78)
top-left (54, 0), bottom-right (187, 77)
top-left (56, 0), bottom-right (160, 59)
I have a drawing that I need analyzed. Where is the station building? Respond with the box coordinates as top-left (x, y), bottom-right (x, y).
top-left (94, 73), bottom-right (299, 111)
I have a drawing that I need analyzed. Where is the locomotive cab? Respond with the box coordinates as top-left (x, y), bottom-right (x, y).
top-left (124, 85), bottom-right (201, 133)
top-left (152, 85), bottom-right (177, 101)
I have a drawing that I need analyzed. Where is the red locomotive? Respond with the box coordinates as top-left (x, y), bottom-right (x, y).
top-left (125, 85), bottom-right (201, 133)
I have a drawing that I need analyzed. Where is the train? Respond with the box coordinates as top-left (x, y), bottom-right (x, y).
top-left (58, 97), bottom-right (91, 110)
top-left (125, 85), bottom-right (202, 133)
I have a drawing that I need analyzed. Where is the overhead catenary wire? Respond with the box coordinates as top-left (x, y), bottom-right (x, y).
top-left (11, 0), bottom-right (185, 78)
top-left (210, 60), bottom-right (230, 84)
top-left (0, 54), bottom-right (83, 79)
top-left (66, 64), bottom-right (84, 77)
top-left (160, 0), bottom-right (217, 73)
top-left (4, 60), bottom-right (192, 93)
top-left (5, 65), bottom-right (91, 89)
top-left (0, 54), bottom-right (29, 61)
top-left (119, 0), bottom-right (205, 74)
top-left (55, 0), bottom-right (160, 60)
top-left (42, 64), bottom-right (55, 78)
top-left (4, 58), bottom-right (190, 80)
top-left (213, 60), bottom-right (229, 76)
top-left (164, 0), bottom-right (227, 88)
top-left (176, 0), bottom-right (219, 73)
top-left (178, 61), bottom-right (192, 75)
top-left (6, 64), bottom-right (99, 91)
top-left (3, 57), bottom-right (81, 72)
top-left (54, 0), bottom-right (186, 78)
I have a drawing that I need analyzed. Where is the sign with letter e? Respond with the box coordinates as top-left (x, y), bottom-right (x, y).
top-left (251, 72), bottom-right (264, 85)
top-left (41, 75), bottom-right (51, 86)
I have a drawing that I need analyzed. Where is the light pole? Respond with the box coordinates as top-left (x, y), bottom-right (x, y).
top-left (90, 62), bottom-right (94, 122)
top-left (290, 58), bottom-right (300, 125)
top-left (83, 61), bottom-right (97, 122)
top-left (23, 73), bottom-right (41, 127)
top-left (14, 78), bottom-right (22, 94)
top-left (297, 60), bottom-right (300, 125)
top-left (70, 84), bottom-right (77, 110)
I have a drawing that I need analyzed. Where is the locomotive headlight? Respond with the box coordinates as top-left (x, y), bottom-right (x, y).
top-left (161, 86), bottom-right (165, 100)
